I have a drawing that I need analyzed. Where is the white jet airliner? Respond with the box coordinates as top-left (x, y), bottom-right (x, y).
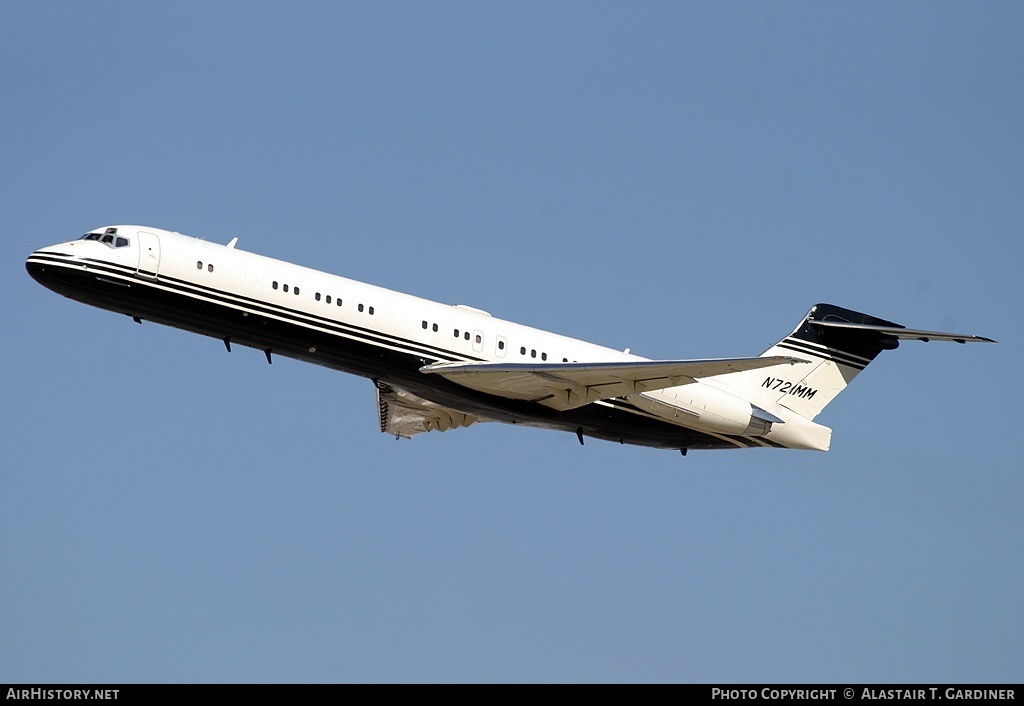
top-left (27, 226), bottom-right (995, 454)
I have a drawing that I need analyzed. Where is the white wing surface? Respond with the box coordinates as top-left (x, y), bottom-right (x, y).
top-left (420, 356), bottom-right (806, 412)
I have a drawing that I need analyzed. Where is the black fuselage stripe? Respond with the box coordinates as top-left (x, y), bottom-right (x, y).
top-left (35, 256), bottom-right (478, 363)
top-left (79, 257), bottom-right (472, 361)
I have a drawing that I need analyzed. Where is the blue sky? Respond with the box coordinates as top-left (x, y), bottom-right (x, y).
top-left (1, 2), bottom-right (1020, 683)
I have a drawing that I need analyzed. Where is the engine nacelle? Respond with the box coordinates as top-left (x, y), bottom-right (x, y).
top-left (631, 384), bottom-right (775, 437)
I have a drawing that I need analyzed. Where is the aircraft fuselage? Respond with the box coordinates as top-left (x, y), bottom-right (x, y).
top-left (28, 226), bottom-right (765, 451)
top-left (29, 226), bottom-right (992, 453)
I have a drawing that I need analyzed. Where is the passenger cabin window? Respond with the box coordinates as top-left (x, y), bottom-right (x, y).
top-left (273, 281), bottom-right (279, 290)
top-left (197, 261), bottom-right (204, 270)
top-left (208, 264), bottom-right (214, 272)
top-left (316, 292), bottom-right (321, 301)
top-left (326, 295), bottom-right (332, 304)
top-left (283, 284), bottom-right (289, 293)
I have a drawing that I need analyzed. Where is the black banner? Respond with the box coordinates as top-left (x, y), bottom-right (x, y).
top-left (1, 684), bottom-right (1021, 696)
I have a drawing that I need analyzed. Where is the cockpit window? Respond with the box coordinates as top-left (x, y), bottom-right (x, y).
top-left (80, 232), bottom-right (130, 248)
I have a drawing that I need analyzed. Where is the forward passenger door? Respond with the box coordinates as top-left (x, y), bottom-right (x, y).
top-left (136, 230), bottom-right (162, 279)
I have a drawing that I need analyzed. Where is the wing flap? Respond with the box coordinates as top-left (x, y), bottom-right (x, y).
top-left (421, 356), bottom-right (806, 411)
top-left (376, 382), bottom-right (483, 438)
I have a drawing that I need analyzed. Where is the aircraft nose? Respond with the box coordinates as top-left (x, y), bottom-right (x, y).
top-left (26, 250), bottom-right (58, 286)
top-left (26, 247), bottom-right (80, 293)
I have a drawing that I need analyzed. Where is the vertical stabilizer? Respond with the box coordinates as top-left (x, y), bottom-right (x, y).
top-left (719, 304), bottom-right (903, 420)
top-left (716, 303), bottom-right (992, 421)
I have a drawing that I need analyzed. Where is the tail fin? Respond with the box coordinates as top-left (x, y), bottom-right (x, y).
top-left (721, 303), bottom-right (995, 421)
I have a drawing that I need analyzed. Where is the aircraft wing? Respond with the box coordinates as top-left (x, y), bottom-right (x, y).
top-left (376, 382), bottom-right (485, 438)
top-left (420, 356), bottom-right (806, 412)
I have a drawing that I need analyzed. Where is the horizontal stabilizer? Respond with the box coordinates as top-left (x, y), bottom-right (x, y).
top-left (421, 356), bottom-right (806, 411)
top-left (722, 303), bottom-right (998, 422)
top-left (810, 320), bottom-right (996, 344)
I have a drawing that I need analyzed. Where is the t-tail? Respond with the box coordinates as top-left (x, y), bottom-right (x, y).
top-left (722, 303), bottom-right (996, 425)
